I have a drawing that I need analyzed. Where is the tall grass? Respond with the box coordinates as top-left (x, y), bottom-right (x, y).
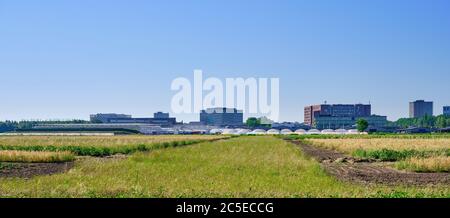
top-left (352, 149), bottom-right (449, 161)
top-left (0, 135), bottom-right (227, 156)
top-left (0, 151), bottom-right (75, 163)
top-left (396, 156), bottom-right (450, 173)
top-left (282, 133), bottom-right (450, 140)
top-left (0, 135), bottom-right (226, 147)
top-left (303, 138), bottom-right (450, 172)
top-left (306, 138), bottom-right (450, 154)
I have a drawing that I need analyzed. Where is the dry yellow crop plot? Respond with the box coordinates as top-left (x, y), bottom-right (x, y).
top-left (0, 150), bottom-right (74, 163)
top-left (307, 138), bottom-right (450, 154)
top-left (0, 135), bottom-right (226, 148)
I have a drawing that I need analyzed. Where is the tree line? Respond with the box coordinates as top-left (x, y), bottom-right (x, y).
top-left (390, 115), bottom-right (450, 128)
top-left (0, 120), bottom-right (90, 133)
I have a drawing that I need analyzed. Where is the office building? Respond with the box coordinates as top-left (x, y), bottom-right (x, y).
top-left (304, 105), bottom-right (331, 126)
top-left (32, 123), bottom-right (169, 135)
top-left (409, 100), bottom-right (433, 118)
top-left (200, 108), bottom-right (243, 127)
top-left (272, 122), bottom-right (311, 130)
top-left (304, 104), bottom-right (371, 126)
top-left (314, 115), bottom-right (387, 130)
top-left (363, 115), bottom-right (388, 128)
top-left (444, 106), bottom-right (450, 116)
top-left (154, 112), bottom-right (169, 119)
top-left (90, 113), bottom-right (132, 123)
top-left (314, 116), bottom-right (354, 129)
top-left (90, 112), bottom-right (177, 127)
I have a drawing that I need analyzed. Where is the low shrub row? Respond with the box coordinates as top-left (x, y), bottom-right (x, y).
top-left (0, 139), bottom-right (205, 157)
top-left (352, 148), bottom-right (450, 161)
top-left (396, 156), bottom-right (450, 173)
top-left (0, 162), bottom-right (14, 170)
top-left (281, 133), bottom-right (450, 140)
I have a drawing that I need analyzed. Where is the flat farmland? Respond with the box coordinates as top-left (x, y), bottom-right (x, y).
top-left (1, 136), bottom-right (449, 197)
top-left (0, 135), bottom-right (226, 147)
top-left (305, 138), bottom-right (450, 173)
top-left (0, 135), bottom-right (227, 156)
top-left (307, 138), bottom-right (450, 154)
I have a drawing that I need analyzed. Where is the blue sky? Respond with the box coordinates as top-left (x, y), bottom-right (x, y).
top-left (1, 0), bottom-right (449, 122)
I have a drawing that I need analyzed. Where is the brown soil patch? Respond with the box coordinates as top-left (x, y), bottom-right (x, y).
top-left (288, 140), bottom-right (450, 186)
top-left (0, 162), bottom-right (74, 179)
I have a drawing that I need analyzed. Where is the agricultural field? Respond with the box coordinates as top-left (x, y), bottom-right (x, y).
top-left (0, 135), bottom-right (228, 179)
top-left (0, 135), bottom-right (227, 156)
top-left (0, 136), bottom-right (449, 197)
top-left (305, 138), bottom-right (450, 172)
top-left (306, 138), bottom-right (450, 154)
top-left (0, 150), bottom-right (74, 163)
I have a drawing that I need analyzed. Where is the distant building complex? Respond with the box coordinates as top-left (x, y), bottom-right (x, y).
top-left (444, 106), bottom-right (450, 116)
top-left (304, 103), bottom-right (386, 130)
top-left (409, 100), bottom-right (433, 118)
top-left (271, 122), bottom-right (311, 130)
top-left (304, 104), bottom-right (371, 126)
top-left (90, 112), bottom-right (177, 127)
top-left (200, 108), bottom-right (243, 127)
top-left (32, 123), bottom-right (173, 135)
top-left (9, 100), bottom-right (446, 135)
top-left (89, 113), bottom-right (131, 123)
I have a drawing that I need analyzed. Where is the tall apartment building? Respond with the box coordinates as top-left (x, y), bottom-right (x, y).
top-left (200, 108), bottom-right (243, 127)
top-left (409, 100), bottom-right (433, 118)
top-left (444, 106), bottom-right (450, 116)
top-left (304, 104), bottom-right (371, 126)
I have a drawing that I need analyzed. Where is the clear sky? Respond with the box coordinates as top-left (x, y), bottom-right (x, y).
top-left (1, 0), bottom-right (449, 122)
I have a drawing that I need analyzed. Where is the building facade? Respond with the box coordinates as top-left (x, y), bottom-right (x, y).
top-left (409, 100), bottom-right (433, 118)
top-left (90, 112), bottom-right (177, 127)
top-left (363, 115), bottom-right (388, 128)
top-left (200, 108), bottom-right (243, 127)
top-left (90, 113), bottom-right (132, 123)
top-left (444, 106), bottom-right (450, 116)
top-left (32, 123), bottom-right (167, 135)
top-left (314, 115), bottom-right (387, 130)
top-left (314, 116), bottom-right (354, 129)
top-left (304, 104), bottom-right (371, 126)
top-left (154, 112), bottom-right (169, 119)
top-left (304, 105), bottom-right (331, 126)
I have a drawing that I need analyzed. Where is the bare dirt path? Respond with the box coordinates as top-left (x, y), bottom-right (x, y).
top-left (0, 162), bottom-right (74, 179)
top-left (287, 140), bottom-right (450, 186)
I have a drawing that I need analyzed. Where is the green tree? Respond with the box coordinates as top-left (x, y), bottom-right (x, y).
top-left (356, 119), bottom-right (369, 132)
top-left (0, 121), bottom-right (18, 133)
top-left (418, 114), bottom-right (435, 128)
top-left (246, 117), bottom-right (260, 128)
top-left (436, 115), bottom-right (447, 128)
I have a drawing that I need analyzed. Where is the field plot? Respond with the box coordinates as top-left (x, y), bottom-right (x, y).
top-left (307, 138), bottom-right (450, 155)
top-left (0, 135), bottom-right (227, 156)
top-left (0, 151), bottom-right (74, 163)
top-left (0, 136), bottom-right (448, 197)
top-left (0, 135), bottom-right (227, 179)
top-left (306, 138), bottom-right (450, 173)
